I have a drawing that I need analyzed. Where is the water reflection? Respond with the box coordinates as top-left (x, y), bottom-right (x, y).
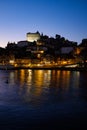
top-left (0, 70), bottom-right (87, 129)
top-left (0, 69), bottom-right (82, 107)
top-left (0, 70), bottom-right (79, 105)
top-left (9, 71), bottom-right (15, 85)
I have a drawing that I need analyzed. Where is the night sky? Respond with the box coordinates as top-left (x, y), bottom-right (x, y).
top-left (0, 0), bottom-right (87, 47)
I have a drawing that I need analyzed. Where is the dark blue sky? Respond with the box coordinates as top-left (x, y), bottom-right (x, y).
top-left (0, 0), bottom-right (87, 47)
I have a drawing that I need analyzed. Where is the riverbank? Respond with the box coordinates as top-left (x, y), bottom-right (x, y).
top-left (0, 66), bottom-right (87, 71)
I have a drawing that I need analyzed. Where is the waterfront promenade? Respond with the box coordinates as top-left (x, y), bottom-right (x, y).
top-left (0, 64), bottom-right (87, 71)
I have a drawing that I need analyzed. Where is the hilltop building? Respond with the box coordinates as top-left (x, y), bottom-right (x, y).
top-left (17, 41), bottom-right (29, 47)
top-left (26, 31), bottom-right (40, 42)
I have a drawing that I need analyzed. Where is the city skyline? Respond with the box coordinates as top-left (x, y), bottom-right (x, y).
top-left (0, 0), bottom-right (87, 47)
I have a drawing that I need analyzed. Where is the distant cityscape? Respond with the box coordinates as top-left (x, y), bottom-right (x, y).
top-left (0, 31), bottom-right (87, 69)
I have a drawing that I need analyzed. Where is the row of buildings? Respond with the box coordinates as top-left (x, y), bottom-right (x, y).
top-left (0, 31), bottom-right (87, 68)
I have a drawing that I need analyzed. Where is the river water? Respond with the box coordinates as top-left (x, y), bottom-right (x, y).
top-left (0, 69), bottom-right (87, 129)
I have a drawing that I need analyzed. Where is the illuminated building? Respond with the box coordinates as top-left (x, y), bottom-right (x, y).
top-left (26, 31), bottom-right (40, 42)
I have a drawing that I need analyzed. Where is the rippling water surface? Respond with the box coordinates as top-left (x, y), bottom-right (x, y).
top-left (0, 69), bottom-right (87, 129)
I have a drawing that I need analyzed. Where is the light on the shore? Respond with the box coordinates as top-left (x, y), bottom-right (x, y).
top-left (9, 60), bottom-right (15, 64)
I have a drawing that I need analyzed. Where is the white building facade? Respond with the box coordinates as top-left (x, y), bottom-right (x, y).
top-left (26, 32), bottom-right (40, 42)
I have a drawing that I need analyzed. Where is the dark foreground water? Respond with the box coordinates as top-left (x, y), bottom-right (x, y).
top-left (0, 69), bottom-right (87, 129)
